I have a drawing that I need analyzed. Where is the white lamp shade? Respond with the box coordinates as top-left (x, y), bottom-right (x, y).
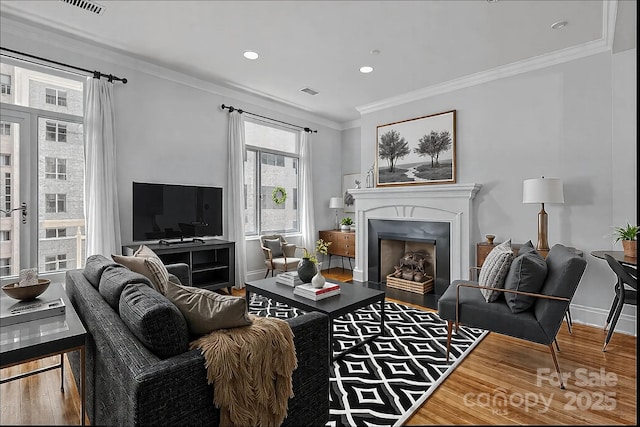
top-left (329, 197), bottom-right (344, 209)
top-left (523, 178), bottom-right (564, 204)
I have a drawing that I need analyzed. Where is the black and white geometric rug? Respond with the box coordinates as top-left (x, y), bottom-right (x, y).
top-left (248, 294), bottom-right (487, 427)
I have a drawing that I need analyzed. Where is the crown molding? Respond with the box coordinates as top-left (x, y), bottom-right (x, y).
top-left (0, 9), bottom-right (343, 131)
top-left (357, 0), bottom-right (616, 117)
top-left (356, 37), bottom-right (610, 116)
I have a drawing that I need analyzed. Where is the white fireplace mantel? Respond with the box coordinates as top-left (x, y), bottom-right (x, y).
top-left (350, 183), bottom-right (481, 283)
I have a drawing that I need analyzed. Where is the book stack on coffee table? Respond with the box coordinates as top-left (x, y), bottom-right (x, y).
top-left (275, 271), bottom-right (303, 287)
top-left (293, 282), bottom-right (341, 301)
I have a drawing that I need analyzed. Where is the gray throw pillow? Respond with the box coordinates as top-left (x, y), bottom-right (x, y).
top-left (83, 255), bottom-right (119, 289)
top-left (504, 248), bottom-right (548, 313)
top-left (99, 265), bottom-right (154, 311)
top-left (119, 283), bottom-right (189, 359)
top-left (517, 240), bottom-right (536, 256)
top-left (264, 238), bottom-right (284, 258)
top-left (479, 240), bottom-right (514, 302)
top-left (165, 281), bottom-right (252, 336)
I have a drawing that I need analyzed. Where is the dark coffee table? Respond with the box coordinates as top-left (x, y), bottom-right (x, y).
top-left (245, 277), bottom-right (385, 361)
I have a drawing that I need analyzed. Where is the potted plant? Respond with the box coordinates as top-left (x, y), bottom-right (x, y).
top-left (298, 239), bottom-right (332, 287)
top-left (340, 217), bottom-right (353, 232)
top-left (613, 223), bottom-right (638, 258)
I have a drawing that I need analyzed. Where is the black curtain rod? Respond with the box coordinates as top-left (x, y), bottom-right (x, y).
top-left (1, 47), bottom-right (128, 84)
top-left (221, 104), bottom-right (317, 133)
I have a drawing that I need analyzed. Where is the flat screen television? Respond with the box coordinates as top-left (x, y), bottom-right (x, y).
top-left (133, 182), bottom-right (223, 242)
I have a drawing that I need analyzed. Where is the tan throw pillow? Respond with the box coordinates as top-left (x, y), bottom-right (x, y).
top-left (165, 281), bottom-right (252, 336)
top-left (478, 240), bottom-right (514, 302)
top-left (112, 245), bottom-right (169, 294)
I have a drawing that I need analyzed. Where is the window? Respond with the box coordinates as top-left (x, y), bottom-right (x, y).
top-left (0, 230), bottom-right (10, 241)
top-left (45, 193), bottom-right (66, 213)
top-left (0, 74), bottom-right (10, 95)
top-left (3, 173), bottom-right (10, 212)
top-left (45, 157), bottom-right (67, 180)
top-left (244, 120), bottom-right (299, 235)
top-left (45, 88), bottom-right (67, 106)
top-left (0, 122), bottom-right (10, 136)
top-left (0, 154), bottom-right (10, 166)
top-left (46, 121), bottom-right (67, 142)
top-left (45, 228), bottom-right (67, 238)
top-left (45, 254), bottom-right (67, 271)
top-left (0, 258), bottom-right (10, 276)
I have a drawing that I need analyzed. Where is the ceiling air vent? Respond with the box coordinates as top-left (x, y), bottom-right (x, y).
top-left (300, 87), bottom-right (319, 96)
top-left (60, 0), bottom-right (105, 15)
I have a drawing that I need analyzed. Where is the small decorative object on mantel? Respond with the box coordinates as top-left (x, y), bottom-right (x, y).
top-left (485, 234), bottom-right (495, 244)
top-left (386, 251), bottom-right (434, 294)
top-left (612, 223), bottom-right (638, 258)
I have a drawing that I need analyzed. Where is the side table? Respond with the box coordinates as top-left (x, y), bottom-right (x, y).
top-left (1, 282), bottom-right (87, 425)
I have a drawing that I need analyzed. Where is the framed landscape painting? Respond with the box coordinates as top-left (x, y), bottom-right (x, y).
top-left (376, 110), bottom-right (456, 186)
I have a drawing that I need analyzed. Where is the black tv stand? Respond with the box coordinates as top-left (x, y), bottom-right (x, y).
top-left (159, 237), bottom-right (205, 246)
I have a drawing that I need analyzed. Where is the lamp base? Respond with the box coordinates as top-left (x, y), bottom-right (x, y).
top-left (536, 204), bottom-right (550, 253)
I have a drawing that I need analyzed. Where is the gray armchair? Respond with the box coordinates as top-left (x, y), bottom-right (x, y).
top-left (438, 244), bottom-right (587, 389)
top-left (260, 235), bottom-right (302, 278)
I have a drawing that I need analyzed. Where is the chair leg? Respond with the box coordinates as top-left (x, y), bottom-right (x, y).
top-left (264, 269), bottom-right (270, 279)
top-left (603, 296), bottom-right (625, 352)
top-left (603, 293), bottom-right (619, 331)
top-left (565, 308), bottom-right (573, 335)
top-left (554, 339), bottom-right (561, 352)
top-left (445, 321), bottom-right (453, 362)
top-left (548, 344), bottom-right (565, 389)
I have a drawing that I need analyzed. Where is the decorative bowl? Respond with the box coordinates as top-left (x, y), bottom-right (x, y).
top-left (1, 279), bottom-right (51, 301)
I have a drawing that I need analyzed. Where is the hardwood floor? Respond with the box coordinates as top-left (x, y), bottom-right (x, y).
top-left (1, 268), bottom-right (636, 425)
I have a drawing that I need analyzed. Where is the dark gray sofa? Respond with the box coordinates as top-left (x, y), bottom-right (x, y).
top-left (66, 255), bottom-right (329, 426)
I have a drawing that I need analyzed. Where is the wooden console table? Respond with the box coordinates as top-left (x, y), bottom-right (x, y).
top-left (476, 241), bottom-right (548, 268)
top-left (319, 230), bottom-right (355, 270)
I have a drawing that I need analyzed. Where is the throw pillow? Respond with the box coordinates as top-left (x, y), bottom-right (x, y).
top-left (99, 265), bottom-right (154, 311)
top-left (517, 240), bottom-right (536, 256)
top-left (119, 283), bottom-right (189, 359)
top-left (165, 281), bottom-right (252, 336)
top-left (264, 238), bottom-right (284, 258)
top-left (112, 245), bottom-right (169, 294)
top-left (478, 240), bottom-right (515, 302)
top-left (83, 254), bottom-right (119, 289)
top-left (504, 248), bottom-right (548, 313)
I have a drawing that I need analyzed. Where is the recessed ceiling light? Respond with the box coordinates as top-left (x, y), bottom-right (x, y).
top-left (486, 0), bottom-right (499, 3)
top-left (360, 66), bottom-right (374, 74)
top-left (551, 21), bottom-right (568, 30)
top-left (370, 49), bottom-right (381, 55)
top-left (243, 51), bottom-right (259, 60)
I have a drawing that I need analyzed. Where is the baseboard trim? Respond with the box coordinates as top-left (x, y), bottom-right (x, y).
top-left (569, 303), bottom-right (637, 337)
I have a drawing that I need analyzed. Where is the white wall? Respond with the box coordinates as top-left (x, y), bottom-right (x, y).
top-left (354, 49), bottom-right (637, 334)
top-left (1, 16), bottom-right (343, 283)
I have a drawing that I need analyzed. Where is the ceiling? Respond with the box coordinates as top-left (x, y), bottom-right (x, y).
top-left (0, 1), bottom-right (635, 126)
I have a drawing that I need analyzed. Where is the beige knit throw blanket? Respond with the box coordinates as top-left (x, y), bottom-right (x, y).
top-left (190, 315), bottom-right (297, 427)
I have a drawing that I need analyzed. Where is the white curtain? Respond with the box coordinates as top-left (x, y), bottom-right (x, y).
top-left (84, 77), bottom-right (121, 256)
top-left (299, 130), bottom-right (316, 252)
top-left (227, 111), bottom-right (247, 288)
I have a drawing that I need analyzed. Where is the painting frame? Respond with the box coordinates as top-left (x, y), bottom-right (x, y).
top-left (342, 173), bottom-right (361, 213)
top-left (376, 109), bottom-right (456, 187)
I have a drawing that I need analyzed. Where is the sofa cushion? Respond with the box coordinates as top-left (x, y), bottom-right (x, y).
top-left (99, 265), bottom-right (154, 311)
top-left (112, 245), bottom-right (169, 294)
top-left (83, 255), bottom-right (119, 289)
top-left (264, 238), bottom-right (283, 258)
top-left (504, 244), bottom-right (548, 313)
top-left (119, 283), bottom-right (189, 359)
top-left (165, 281), bottom-right (252, 336)
top-left (478, 240), bottom-right (514, 302)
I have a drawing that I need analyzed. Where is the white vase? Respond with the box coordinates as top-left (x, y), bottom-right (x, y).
top-left (311, 270), bottom-right (326, 288)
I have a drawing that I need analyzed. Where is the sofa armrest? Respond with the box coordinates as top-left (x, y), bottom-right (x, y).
top-left (166, 263), bottom-right (191, 286)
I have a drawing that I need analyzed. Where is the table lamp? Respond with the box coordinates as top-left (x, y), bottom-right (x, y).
top-left (523, 177), bottom-right (564, 252)
top-left (329, 197), bottom-right (343, 230)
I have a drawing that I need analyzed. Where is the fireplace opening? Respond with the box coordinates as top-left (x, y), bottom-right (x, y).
top-left (368, 219), bottom-right (450, 298)
top-left (379, 237), bottom-right (436, 291)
